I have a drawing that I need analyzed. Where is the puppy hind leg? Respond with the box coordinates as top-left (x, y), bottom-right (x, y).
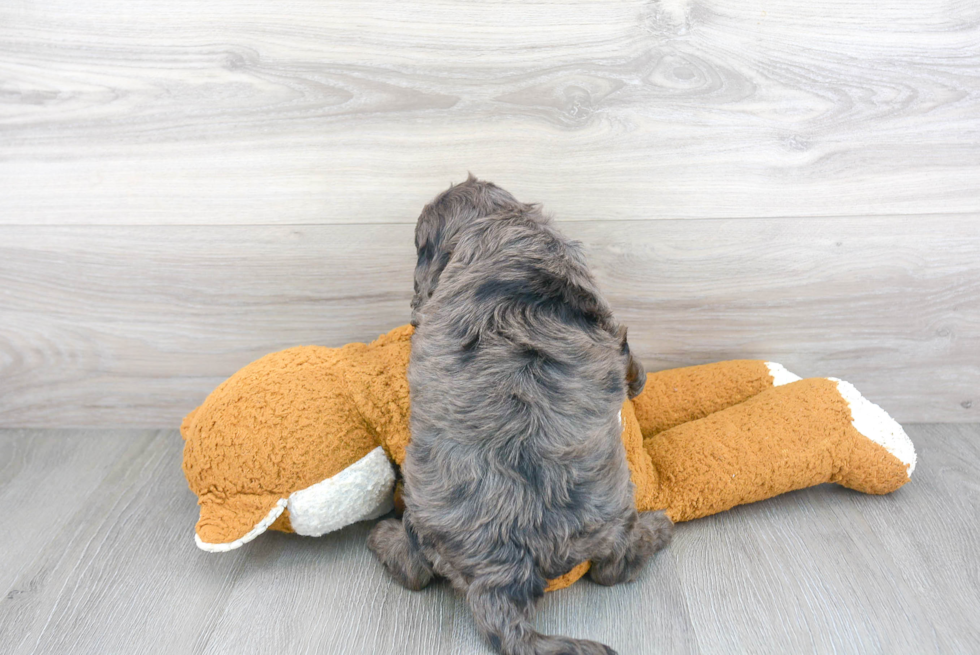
top-left (589, 510), bottom-right (673, 587)
top-left (366, 517), bottom-right (434, 591)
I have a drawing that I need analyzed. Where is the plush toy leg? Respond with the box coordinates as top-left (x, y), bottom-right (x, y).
top-left (640, 377), bottom-right (916, 522)
top-left (632, 360), bottom-right (801, 438)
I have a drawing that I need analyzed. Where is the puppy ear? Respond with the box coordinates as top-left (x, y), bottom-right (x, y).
top-left (412, 205), bottom-right (450, 323)
top-left (626, 352), bottom-right (646, 399)
top-left (619, 328), bottom-right (647, 399)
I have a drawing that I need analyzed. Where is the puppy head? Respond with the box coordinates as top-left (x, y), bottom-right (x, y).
top-left (412, 174), bottom-right (526, 325)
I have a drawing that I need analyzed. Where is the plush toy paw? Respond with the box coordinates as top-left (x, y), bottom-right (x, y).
top-left (280, 447), bottom-right (396, 538)
top-left (830, 378), bottom-right (916, 491)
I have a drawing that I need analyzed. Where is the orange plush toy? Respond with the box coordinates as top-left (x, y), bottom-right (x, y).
top-left (181, 325), bottom-right (915, 590)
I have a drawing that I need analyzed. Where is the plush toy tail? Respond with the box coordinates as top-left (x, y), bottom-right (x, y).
top-left (642, 377), bottom-right (915, 522)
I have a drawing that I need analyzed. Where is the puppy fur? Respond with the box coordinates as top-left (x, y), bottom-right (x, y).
top-left (368, 176), bottom-right (672, 655)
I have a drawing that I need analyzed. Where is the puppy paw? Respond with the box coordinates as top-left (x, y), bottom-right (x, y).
top-left (636, 510), bottom-right (674, 557)
top-left (367, 518), bottom-right (434, 591)
top-left (589, 511), bottom-right (673, 587)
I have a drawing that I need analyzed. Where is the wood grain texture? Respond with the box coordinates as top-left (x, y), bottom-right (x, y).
top-left (1, 0), bottom-right (978, 225)
top-left (1, 215), bottom-right (977, 427)
top-left (0, 425), bottom-right (977, 654)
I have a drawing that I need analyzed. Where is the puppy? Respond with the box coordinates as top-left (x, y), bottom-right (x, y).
top-left (368, 176), bottom-right (672, 655)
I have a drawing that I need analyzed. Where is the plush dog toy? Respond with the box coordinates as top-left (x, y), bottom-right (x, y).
top-left (181, 325), bottom-right (915, 590)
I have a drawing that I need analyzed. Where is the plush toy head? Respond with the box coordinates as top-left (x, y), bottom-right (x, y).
top-left (181, 326), bottom-right (915, 589)
top-left (181, 326), bottom-right (414, 551)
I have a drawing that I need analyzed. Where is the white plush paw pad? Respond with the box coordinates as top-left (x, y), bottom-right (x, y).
top-left (832, 378), bottom-right (917, 475)
top-left (766, 362), bottom-right (802, 386)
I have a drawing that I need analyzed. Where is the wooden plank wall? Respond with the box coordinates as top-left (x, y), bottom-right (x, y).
top-left (1, 0), bottom-right (978, 426)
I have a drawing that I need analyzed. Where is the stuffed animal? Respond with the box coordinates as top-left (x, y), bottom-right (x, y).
top-left (181, 325), bottom-right (915, 591)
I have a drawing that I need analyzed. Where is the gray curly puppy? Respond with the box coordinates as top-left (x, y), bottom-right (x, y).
top-left (368, 176), bottom-right (672, 655)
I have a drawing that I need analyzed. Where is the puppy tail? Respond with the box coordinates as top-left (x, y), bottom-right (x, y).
top-left (466, 564), bottom-right (616, 655)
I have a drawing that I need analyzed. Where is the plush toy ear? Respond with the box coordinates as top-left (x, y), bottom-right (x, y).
top-left (195, 494), bottom-right (288, 553)
top-left (192, 446), bottom-right (397, 552)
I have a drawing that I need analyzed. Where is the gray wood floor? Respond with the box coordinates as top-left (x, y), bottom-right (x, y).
top-left (1, 425), bottom-right (977, 654)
